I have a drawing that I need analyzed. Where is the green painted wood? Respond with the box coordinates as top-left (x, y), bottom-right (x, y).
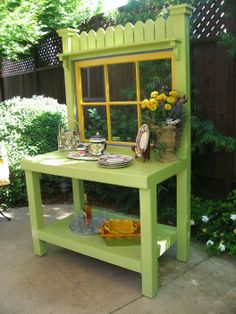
top-left (37, 215), bottom-right (142, 273)
top-left (62, 58), bottom-right (77, 128)
top-left (72, 179), bottom-right (84, 212)
top-left (156, 224), bottom-right (177, 256)
top-left (96, 28), bottom-right (105, 49)
top-left (166, 15), bottom-right (174, 38)
top-left (21, 147), bottom-right (185, 190)
top-left (80, 31), bottom-right (88, 51)
top-left (25, 171), bottom-right (47, 256)
top-left (140, 186), bottom-right (158, 298)
top-left (155, 17), bottom-right (166, 41)
top-left (144, 19), bottom-right (155, 42)
top-left (41, 4), bottom-right (193, 299)
top-left (57, 28), bottom-right (78, 53)
top-left (169, 5), bottom-right (192, 262)
top-left (124, 23), bottom-right (134, 44)
top-left (134, 21), bottom-right (144, 44)
top-left (34, 210), bottom-right (176, 273)
top-left (177, 169), bottom-right (190, 261)
top-left (115, 25), bottom-right (124, 46)
top-left (60, 40), bottom-right (180, 62)
top-left (88, 30), bottom-right (97, 50)
top-left (71, 33), bottom-right (80, 52)
top-left (105, 26), bottom-right (115, 47)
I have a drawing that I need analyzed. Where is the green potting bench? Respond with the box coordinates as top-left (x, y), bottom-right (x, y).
top-left (21, 4), bottom-right (192, 298)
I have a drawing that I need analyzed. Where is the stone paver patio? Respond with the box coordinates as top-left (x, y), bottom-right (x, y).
top-left (1, 205), bottom-right (235, 314)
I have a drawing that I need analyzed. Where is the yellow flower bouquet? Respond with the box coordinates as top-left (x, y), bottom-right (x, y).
top-left (141, 89), bottom-right (187, 128)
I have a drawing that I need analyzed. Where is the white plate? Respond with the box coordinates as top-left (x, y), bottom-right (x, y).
top-left (135, 124), bottom-right (150, 156)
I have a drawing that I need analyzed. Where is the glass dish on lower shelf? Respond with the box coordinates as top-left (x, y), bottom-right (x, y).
top-left (69, 213), bottom-right (106, 235)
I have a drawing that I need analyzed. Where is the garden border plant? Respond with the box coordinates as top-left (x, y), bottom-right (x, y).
top-left (0, 95), bottom-right (67, 208)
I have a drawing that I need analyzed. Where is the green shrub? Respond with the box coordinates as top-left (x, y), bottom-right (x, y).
top-left (0, 96), bottom-right (67, 208)
top-left (191, 191), bottom-right (236, 255)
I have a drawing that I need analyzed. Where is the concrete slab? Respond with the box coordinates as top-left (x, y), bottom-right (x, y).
top-left (0, 205), bottom-right (235, 314)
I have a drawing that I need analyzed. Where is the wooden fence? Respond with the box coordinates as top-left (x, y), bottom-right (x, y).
top-left (0, 0), bottom-right (235, 195)
top-left (191, 38), bottom-right (236, 195)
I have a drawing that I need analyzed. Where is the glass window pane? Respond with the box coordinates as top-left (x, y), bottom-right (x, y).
top-left (139, 59), bottom-right (172, 98)
top-left (110, 105), bottom-right (138, 142)
top-left (81, 66), bottom-right (105, 102)
top-left (108, 63), bottom-right (136, 101)
top-left (83, 106), bottom-right (107, 139)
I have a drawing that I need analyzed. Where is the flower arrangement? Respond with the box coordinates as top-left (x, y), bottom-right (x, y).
top-left (141, 88), bottom-right (187, 128)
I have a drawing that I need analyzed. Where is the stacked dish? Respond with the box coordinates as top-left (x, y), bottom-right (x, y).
top-left (97, 155), bottom-right (133, 168)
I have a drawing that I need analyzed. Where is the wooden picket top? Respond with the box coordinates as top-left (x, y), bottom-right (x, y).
top-left (58, 6), bottom-right (192, 56)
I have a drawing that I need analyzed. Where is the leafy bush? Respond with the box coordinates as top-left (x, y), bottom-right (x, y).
top-left (191, 191), bottom-right (236, 255)
top-left (191, 104), bottom-right (236, 156)
top-left (0, 96), bottom-right (67, 208)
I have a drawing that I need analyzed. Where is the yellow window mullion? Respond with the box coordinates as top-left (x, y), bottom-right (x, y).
top-left (104, 64), bottom-right (112, 141)
top-left (135, 61), bottom-right (141, 128)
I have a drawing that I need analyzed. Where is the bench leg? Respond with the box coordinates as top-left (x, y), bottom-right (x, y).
top-left (177, 168), bottom-right (190, 262)
top-left (140, 186), bottom-right (158, 298)
top-left (25, 171), bottom-right (47, 256)
top-left (72, 178), bottom-right (84, 213)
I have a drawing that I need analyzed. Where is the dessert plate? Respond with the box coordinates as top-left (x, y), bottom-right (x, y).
top-left (135, 124), bottom-right (150, 157)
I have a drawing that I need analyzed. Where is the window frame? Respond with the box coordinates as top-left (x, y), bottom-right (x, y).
top-left (75, 50), bottom-right (176, 145)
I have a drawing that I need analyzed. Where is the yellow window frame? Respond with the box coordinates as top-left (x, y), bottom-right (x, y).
top-left (75, 50), bottom-right (176, 145)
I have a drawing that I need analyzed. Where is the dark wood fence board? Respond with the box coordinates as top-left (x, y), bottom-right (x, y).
top-left (37, 67), bottom-right (65, 104)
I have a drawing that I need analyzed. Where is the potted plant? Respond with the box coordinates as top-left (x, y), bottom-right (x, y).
top-left (141, 88), bottom-right (187, 162)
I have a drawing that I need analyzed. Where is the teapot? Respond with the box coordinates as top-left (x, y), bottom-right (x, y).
top-left (88, 132), bottom-right (107, 156)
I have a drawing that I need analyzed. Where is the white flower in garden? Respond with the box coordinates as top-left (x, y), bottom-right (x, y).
top-left (230, 214), bottom-right (236, 221)
top-left (201, 215), bottom-right (209, 223)
top-left (190, 220), bottom-right (195, 226)
top-left (219, 243), bottom-right (226, 252)
top-left (206, 240), bottom-right (214, 246)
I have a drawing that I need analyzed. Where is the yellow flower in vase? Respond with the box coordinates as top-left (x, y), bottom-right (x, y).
top-left (157, 93), bottom-right (167, 101)
top-left (149, 98), bottom-right (158, 111)
top-left (169, 90), bottom-right (178, 97)
top-left (141, 99), bottom-right (149, 109)
top-left (164, 104), bottom-right (172, 110)
top-left (150, 91), bottom-right (158, 98)
top-left (166, 96), bottom-right (175, 104)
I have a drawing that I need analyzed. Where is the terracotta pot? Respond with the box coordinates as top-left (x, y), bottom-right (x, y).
top-left (157, 126), bottom-right (178, 162)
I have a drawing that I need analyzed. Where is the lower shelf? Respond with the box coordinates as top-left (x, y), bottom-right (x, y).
top-left (37, 215), bottom-right (177, 273)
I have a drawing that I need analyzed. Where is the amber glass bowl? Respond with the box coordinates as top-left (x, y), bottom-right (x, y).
top-left (100, 219), bottom-right (140, 239)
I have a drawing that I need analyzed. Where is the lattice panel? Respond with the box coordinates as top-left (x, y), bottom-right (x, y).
top-left (190, 0), bottom-right (226, 39)
top-left (36, 35), bottom-right (62, 68)
top-left (2, 57), bottom-right (34, 77)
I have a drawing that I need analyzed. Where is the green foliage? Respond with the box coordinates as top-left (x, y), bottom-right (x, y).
top-left (0, 95), bottom-right (67, 208)
top-left (0, 0), bottom-right (45, 60)
top-left (0, 0), bottom-right (100, 61)
top-left (218, 0), bottom-right (236, 56)
top-left (85, 108), bottom-right (107, 139)
top-left (191, 191), bottom-right (236, 255)
top-left (106, 0), bottom-right (203, 26)
top-left (85, 182), bottom-right (139, 214)
top-left (139, 59), bottom-right (172, 98)
top-left (191, 105), bottom-right (236, 156)
top-left (219, 32), bottom-right (236, 57)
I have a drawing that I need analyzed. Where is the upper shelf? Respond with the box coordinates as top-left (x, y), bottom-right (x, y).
top-left (21, 146), bottom-right (187, 189)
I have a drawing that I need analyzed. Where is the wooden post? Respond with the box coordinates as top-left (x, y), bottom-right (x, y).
top-left (167, 4), bottom-right (193, 261)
